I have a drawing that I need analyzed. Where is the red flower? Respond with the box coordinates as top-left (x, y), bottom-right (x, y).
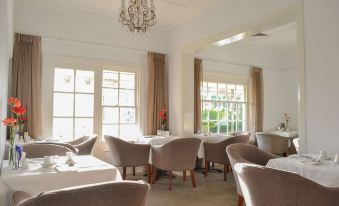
top-left (2, 118), bottom-right (17, 126)
top-left (159, 109), bottom-right (167, 121)
top-left (8, 97), bottom-right (21, 108)
top-left (12, 106), bottom-right (26, 116)
top-left (18, 116), bottom-right (27, 123)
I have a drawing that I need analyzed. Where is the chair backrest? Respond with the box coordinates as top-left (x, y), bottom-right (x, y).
top-left (15, 181), bottom-right (150, 206)
top-left (74, 135), bottom-right (97, 155)
top-left (23, 144), bottom-right (73, 158)
top-left (204, 135), bottom-right (249, 164)
top-left (234, 163), bottom-right (339, 206)
top-left (232, 131), bottom-right (250, 136)
top-left (256, 132), bottom-right (289, 155)
top-left (152, 138), bottom-right (201, 171)
top-left (67, 136), bottom-right (90, 146)
top-left (37, 142), bottom-right (78, 154)
top-left (104, 135), bottom-right (150, 167)
top-left (226, 143), bottom-right (277, 196)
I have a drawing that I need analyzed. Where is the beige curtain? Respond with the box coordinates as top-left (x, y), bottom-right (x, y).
top-left (146, 52), bottom-right (168, 135)
top-left (12, 33), bottom-right (42, 138)
top-left (194, 58), bottom-right (203, 133)
top-left (249, 67), bottom-right (263, 145)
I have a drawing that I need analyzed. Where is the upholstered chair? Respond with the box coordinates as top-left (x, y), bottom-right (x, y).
top-left (226, 143), bottom-right (277, 206)
top-left (234, 163), bottom-right (339, 206)
top-left (151, 138), bottom-right (201, 190)
top-left (37, 142), bottom-right (78, 154)
top-left (104, 135), bottom-right (151, 181)
top-left (256, 132), bottom-right (290, 156)
top-left (204, 135), bottom-right (249, 181)
top-left (13, 180), bottom-right (150, 206)
top-left (67, 135), bottom-right (97, 155)
top-left (23, 144), bottom-right (73, 158)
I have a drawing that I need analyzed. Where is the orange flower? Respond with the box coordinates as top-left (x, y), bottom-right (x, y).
top-left (12, 106), bottom-right (26, 116)
top-left (2, 118), bottom-right (17, 126)
top-left (8, 97), bottom-right (21, 108)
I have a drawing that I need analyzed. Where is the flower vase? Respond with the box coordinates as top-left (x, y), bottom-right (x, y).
top-left (161, 124), bottom-right (166, 131)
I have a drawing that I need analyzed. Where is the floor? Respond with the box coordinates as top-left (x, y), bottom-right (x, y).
top-left (123, 165), bottom-right (238, 206)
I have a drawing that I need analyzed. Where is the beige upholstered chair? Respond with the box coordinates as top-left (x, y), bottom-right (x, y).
top-left (104, 135), bottom-right (151, 181)
top-left (23, 144), bottom-right (73, 158)
top-left (234, 163), bottom-right (339, 206)
top-left (37, 142), bottom-right (78, 154)
top-left (231, 131), bottom-right (250, 136)
top-left (151, 138), bottom-right (201, 190)
top-left (256, 132), bottom-right (289, 156)
top-left (13, 180), bottom-right (150, 206)
top-left (226, 143), bottom-right (277, 206)
top-left (204, 135), bottom-right (249, 181)
top-left (67, 135), bottom-right (97, 155)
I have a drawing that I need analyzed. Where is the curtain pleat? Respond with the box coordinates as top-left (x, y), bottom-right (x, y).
top-left (12, 33), bottom-right (42, 138)
top-left (249, 67), bottom-right (263, 145)
top-left (146, 52), bottom-right (168, 135)
top-left (194, 58), bottom-right (203, 133)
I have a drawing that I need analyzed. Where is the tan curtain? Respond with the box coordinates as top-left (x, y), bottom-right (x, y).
top-left (12, 33), bottom-right (42, 138)
top-left (249, 67), bottom-right (263, 145)
top-left (194, 58), bottom-right (203, 133)
top-left (146, 52), bottom-right (168, 135)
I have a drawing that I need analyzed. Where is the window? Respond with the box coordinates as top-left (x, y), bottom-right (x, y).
top-left (53, 68), bottom-right (94, 141)
top-left (102, 70), bottom-right (138, 142)
top-left (201, 81), bottom-right (247, 135)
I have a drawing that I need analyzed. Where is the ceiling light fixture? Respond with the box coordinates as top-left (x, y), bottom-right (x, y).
top-left (212, 32), bottom-right (246, 47)
top-left (119, 0), bottom-right (156, 34)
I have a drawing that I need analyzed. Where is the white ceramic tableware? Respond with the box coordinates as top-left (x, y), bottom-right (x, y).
top-left (319, 151), bottom-right (327, 161)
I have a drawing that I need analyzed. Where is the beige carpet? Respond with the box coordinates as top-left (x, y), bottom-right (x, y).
top-left (123, 165), bottom-right (238, 206)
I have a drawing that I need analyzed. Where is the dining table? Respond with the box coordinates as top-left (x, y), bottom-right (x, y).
top-left (0, 155), bottom-right (122, 206)
top-left (267, 154), bottom-right (339, 187)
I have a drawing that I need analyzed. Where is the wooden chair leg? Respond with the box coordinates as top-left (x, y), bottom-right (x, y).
top-left (237, 195), bottom-right (244, 206)
top-left (133, 166), bottom-right (136, 176)
top-left (183, 171), bottom-right (187, 181)
top-left (147, 164), bottom-right (152, 183)
top-left (122, 167), bottom-right (127, 180)
top-left (224, 164), bottom-right (227, 181)
top-left (168, 171), bottom-right (173, 190)
top-left (152, 166), bottom-right (157, 184)
top-left (190, 170), bottom-right (197, 188)
top-left (204, 160), bottom-right (209, 177)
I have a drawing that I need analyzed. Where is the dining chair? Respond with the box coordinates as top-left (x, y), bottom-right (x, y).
top-left (226, 143), bottom-right (277, 206)
top-left (256, 132), bottom-right (290, 156)
top-left (67, 135), bottom-right (97, 155)
top-left (104, 135), bottom-right (151, 181)
top-left (23, 144), bottom-right (73, 158)
top-left (37, 142), bottom-right (78, 154)
top-left (13, 180), bottom-right (150, 206)
top-left (151, 137), bottom-right (201, 190)
top-left (234, 163), bottom-right (339, 206)
top-left (204, 135), bottom-right (249, 181)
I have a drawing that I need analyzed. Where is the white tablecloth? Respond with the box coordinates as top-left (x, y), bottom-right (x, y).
top-left (267, 131), bottom-right (298, 138)
top-left (267, 154), bottom-right (339, 187)
top-left (1, 155), bottom-right (122, 206)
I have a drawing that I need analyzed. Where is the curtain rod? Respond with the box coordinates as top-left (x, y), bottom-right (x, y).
top-left (199, 57), bottom-right (296, 71)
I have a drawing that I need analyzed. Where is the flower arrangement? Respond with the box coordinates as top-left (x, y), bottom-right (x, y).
top-left (159, 108), bottom-right (167, 130)
top-left (2, 97), bottom-right (27, 166)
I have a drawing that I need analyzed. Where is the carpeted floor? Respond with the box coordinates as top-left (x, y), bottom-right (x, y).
top-left (123, 165), bottom-right (238, 206)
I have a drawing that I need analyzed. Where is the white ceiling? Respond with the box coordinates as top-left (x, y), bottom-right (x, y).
top-left (16, 0), bottom-right (223, 29)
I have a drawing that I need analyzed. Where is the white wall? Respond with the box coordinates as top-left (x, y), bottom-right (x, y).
top-left (303, 0), bottom-right (339, 153)
top-left (0, 0), bottom-right (13, 161)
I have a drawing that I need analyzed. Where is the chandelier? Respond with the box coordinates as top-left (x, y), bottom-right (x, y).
top-left (119, 0), bottom-right (156, 34)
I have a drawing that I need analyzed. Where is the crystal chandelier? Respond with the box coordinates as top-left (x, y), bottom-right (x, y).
top-left (119, 0), bottom-right (156, 34)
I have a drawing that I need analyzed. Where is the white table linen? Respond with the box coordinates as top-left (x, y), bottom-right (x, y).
top-left (267, 154), bottom-right (339, 187)
top-left (1, 155), bottom-right (121, 206)
top-left (267, 131), bottom-right (298, 138)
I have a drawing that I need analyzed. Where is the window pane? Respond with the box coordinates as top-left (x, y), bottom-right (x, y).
top-left (209, 121), bottom-right (218, 133)
top-left (120, 124), bottom-right (138, 142)
top-left (227, 84), bottom-right (236, 101)
top-left (76, 70), bottom-right (94, 93)
top-left (217, 83), bottom-right (227, 100)
top-left (103, 70), bottom-right (119, 88)
top-left (53, 93), bottom-right (74, 117)
top-left (102, 107), bottom-right (119, 124)
top-left (53, 118), bottom-right (73, 141)
top-left (236, 85), bottom-right (245, 102)
top-left (120, 108), bottom-right (135, 123)
top-left (75, 94), bottom-right (94, 117)
top-left (102, 88), bottom-right (118, 106)
top-left (119, 89), bottom-right (135, 106)
top-left (220, 121), bottom-right (227, 134)
top-left (102, 125), bottom-right (119, 138)
top-left (202, 121), bottom-right (208, 132)
top-left (207, 82), bottom-right (217, 100)
top-left (219, 103), bottom-right (227, 121)
top-left (75, 118), bottom-right (93, 138)
top-left (201, 82), bottom-right (208, 100)
top-left (120, 72), bottom-right (135, 89)
top-left (54, 68), bottom-right (74, 92)
top-left (202, 102), bottom-right (209, 121)
top-left (209, 102), bottom-right (218, 121)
